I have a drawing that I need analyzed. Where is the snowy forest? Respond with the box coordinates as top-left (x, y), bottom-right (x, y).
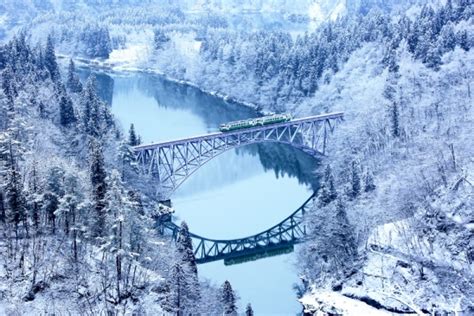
top-left (0, 34), bottom-right (240, 315)
top-left (1, 0), bottom-right (473, 315)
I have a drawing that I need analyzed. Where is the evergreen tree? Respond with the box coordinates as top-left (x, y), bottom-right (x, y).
top-left (26, 162), bottom-right (42, 231)
top-left (0, 191), bottom-right (5, 223)
top-left (80, 76), bottom-right (114, 138)
top-left (318, 165), bottom-right (338, 206)
top-left (424, 44), bottom-right (442, 70)
top-left (390, 101), bottom-right (400, 138)
top-left (245, 303), bottom-right (254, 316)
top-left (2, 66), bottom-right (16, 105)
top-left (103, 170), bottom-right (132, 301)
top-left (154, 29), bottom-right (170, 50)
top-left (81, 76), bottom-right (103, 137)
top-left (383, 47), bottom-right (399, 73)
top-left (348, 161), bottom-right (361, 199)
top-left (89, 138), bottom-right (107, 237)
top-left (363, 170), bottom-right (376, 193)
top-left (57, 174), bottom-right (79, 235)
top-left (438, 24), bottom-right (457, 54)
top-left (67, 59), bottom-right (83, 93)
top-left (82, 25), bottom-right (112, 58)
top-left (38, 101), bottom-right (46, 119)
top-left (220, 280), bottom-right (237, 316)
top-left (127, 190), bottom-right (145, 254)
top-left (162, 262), bottom-right (189, 315)
top-left (59, 94), bottom-right (76, 127)
top-left (0, 45), bottom-right (6, 70)
top-left (118, 141), bottom-right (138, 180)
top-left (4, 160), bottom-right (26, 234)
top-left (457, 30), bottom-right (470, 51)
top-left (176, 221), bottom-right (198, 275)
top-left (43, 166), bottom-right (65, 233)
top-left (128, 123), bottom-right (139, 146)
top-left (384, 74), bottom-right (400, 138)
top-left (445, 0), bottom-right (454, 23)
top-left (61, 174), bottom-right (87, 262)
top-left (324, 165), bottom-right (337, 200)
top-left (334, 199), bottom-right (357, 258)
top-left (176, 221), bottom-right (200, 311)
top-left (300, 199), bottom-right (357, 287)
top-left (44, 35), bottom-right (59, 81)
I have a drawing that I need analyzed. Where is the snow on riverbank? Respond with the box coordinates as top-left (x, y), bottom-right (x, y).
top-left (59, 39), bottom-right (264, 113)
top-left (300, 289), bottom-right (390, 315)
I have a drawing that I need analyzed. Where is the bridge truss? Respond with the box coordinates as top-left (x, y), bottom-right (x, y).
top-left (161, 193), bottom-right (316, 265)
top-left (134, 112), bottom-right (343, 200)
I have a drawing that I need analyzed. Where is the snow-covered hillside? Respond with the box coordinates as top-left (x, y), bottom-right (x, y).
top-left (0, 0), bottom-right (472, 314)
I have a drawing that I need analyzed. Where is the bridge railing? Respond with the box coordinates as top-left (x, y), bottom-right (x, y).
top-left (133, 112), bottom-right (344, 151)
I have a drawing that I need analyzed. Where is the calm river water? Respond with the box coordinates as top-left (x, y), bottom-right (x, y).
top-left (82, 70), bottom-right (319, 315)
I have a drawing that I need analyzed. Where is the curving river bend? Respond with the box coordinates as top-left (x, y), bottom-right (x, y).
top-left (80, 69), bottom-right (319, 315)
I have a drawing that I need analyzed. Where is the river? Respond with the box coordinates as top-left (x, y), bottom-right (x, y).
top-left (80, 69), bottom-right (320, 315)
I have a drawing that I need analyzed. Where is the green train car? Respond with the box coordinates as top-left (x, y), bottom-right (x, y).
top-left (219, 113), bottom-right (292, 132)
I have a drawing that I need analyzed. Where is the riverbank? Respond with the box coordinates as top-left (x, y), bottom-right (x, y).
top-left (57, 54), bottom-right (269, 115)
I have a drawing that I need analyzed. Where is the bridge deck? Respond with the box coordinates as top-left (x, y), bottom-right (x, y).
top-left (133, 112), bottom-right (344, 150)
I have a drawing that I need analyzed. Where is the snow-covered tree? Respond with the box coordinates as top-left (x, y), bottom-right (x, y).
top-left (175, 221), bottom-right (200, 311)
top-left (59, 94), bottom-right (76, 127)
top-left (81, 24), bottom-right (112, 59)
top-left (363, 170), bottom-right (376, 193)
top-left (318, 165), bottom-right (338, 206)
top-left (44, 35), bottom-right (60, 81)
top-left (67, 59), bottom-right (83, 93)
top-left (245, 303), bottom-right (254, 316)
top-left (300, 199), bottom-right (358, 287)
top-left (3, 153), bottom-right (26, 234)
top-left (128, 123), bottom-right (139, 146)
top-left (176, 221), bottom-right (198, 275)
top-left (220, 280), bottom-right (238, 316)
top-left (162, 262), bottom-right (192, 315)
top-left (89, 138), bottom-right (107, 237)
top-left (347, 161), bottom-right (361, 200)
top-left (57, 173), bottom-right (86, 260)
top-left (43, 166), bottom-right (65, 233)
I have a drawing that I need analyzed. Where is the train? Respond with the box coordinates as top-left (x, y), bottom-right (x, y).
top-left (219, 113), bottom-right (292, 132)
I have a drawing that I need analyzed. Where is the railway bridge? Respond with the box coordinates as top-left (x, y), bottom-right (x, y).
top-left (133, 112), bottom-right (343, 201)
top-left (134, 112), bottom-right (343, 264)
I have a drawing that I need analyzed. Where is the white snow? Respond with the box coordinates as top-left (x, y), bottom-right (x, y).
top-left (300, 290), bottom-right (390, 316)
top-left (0, 14), bottom-right (7, 27)
top-left (107, 28), bottom-right (154, 68)
top-left (330, 2), bottom-right (347, 21)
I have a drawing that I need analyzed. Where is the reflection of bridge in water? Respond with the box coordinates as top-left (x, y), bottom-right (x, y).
top-left (134, 112), bottom-right (343, 264)
top-left (161, 193), bottom-right (316, 265)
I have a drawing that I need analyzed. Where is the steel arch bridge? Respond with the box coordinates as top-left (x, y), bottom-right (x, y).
top-left (161, 193), bottom-right (316, 265)
top-left (134, 112), bottom-right (343, 200)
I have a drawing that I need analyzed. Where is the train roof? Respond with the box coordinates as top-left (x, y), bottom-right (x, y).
top-left (221, 113), bottom-right (291, 126)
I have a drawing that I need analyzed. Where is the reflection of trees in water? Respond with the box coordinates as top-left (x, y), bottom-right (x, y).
top-left (128, 74), bottom-right (319, 188)
top-left (238, 143), bottom-right (320, 191)
top-left (80, 70), bottom-right (258, 125)
top-left (144, 75), bottom-right (258, 127)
